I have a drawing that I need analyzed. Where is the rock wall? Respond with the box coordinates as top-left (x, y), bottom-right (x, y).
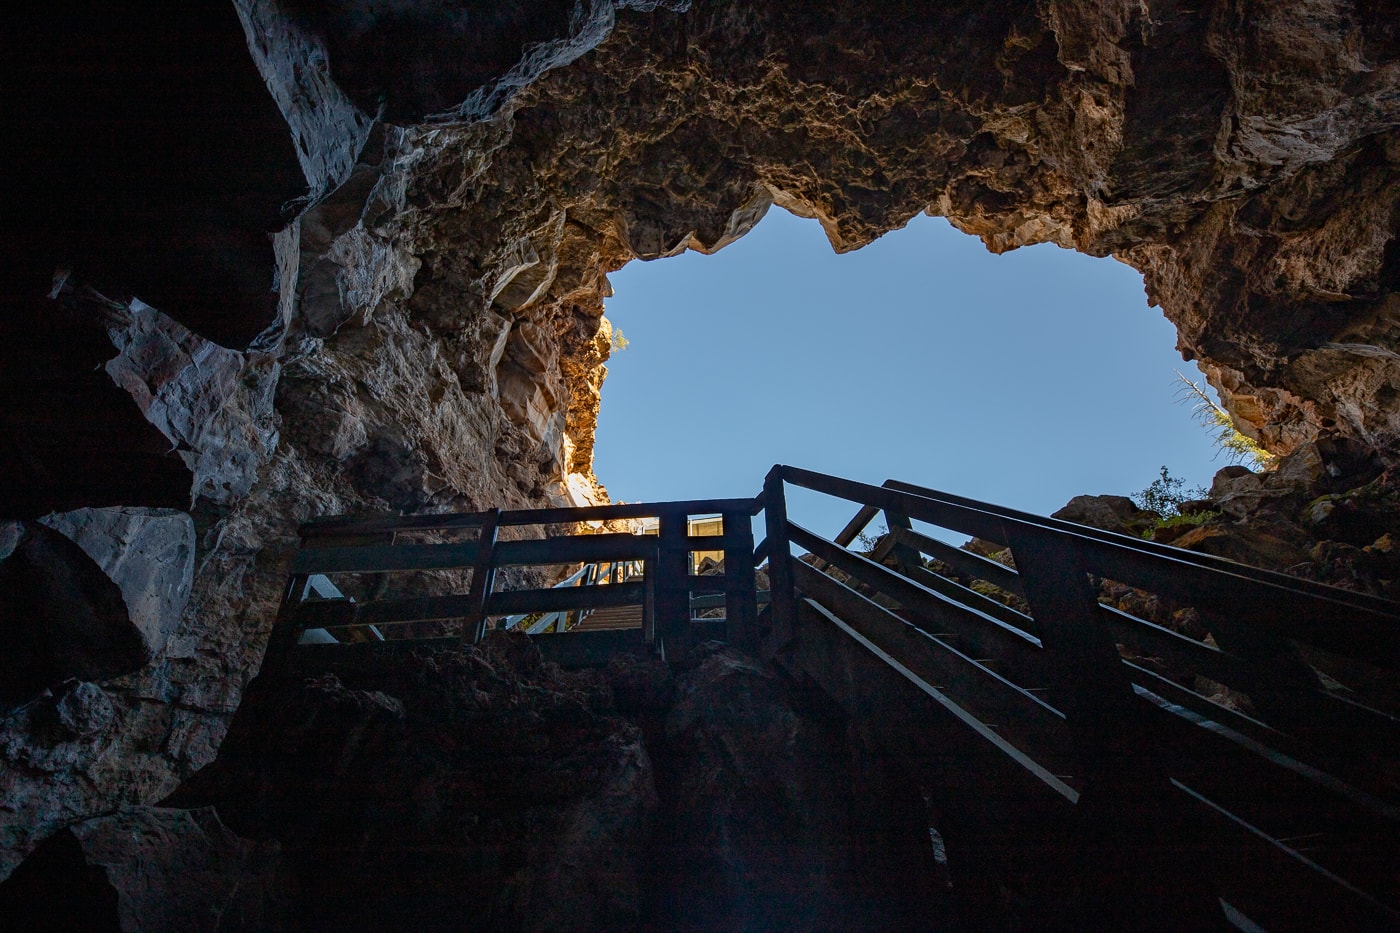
top-left (4, 0), bottom-right (1400, 890)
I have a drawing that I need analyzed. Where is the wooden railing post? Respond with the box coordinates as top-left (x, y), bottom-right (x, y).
top-left (656, 510), bottom-right (692, 664)
top-left (881, 509), bottom-right (921, 573)
top-left (463, 508), bottom-right (501, 647)
top-left (1008, 527), bottom-right (1222, 929)
top-left (259, 572), bottom-right (310, 680)
top-left (762, 466), bottom-right (796, 653)
top-left (643, 543), bottom-right (658, 647)
top-left (723, 508), bottom-right (758, 651)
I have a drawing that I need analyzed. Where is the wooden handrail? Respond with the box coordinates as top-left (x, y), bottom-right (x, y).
top-left (297, 496), bottom-right (761, 539)
top-left (781, 465), bottom-right (1400, 666)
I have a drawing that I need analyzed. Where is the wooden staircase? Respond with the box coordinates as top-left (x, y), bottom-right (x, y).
top-left (267, 463), bottom-right (1400, 932)
top-left (572, 603), bottom-right (644, 631)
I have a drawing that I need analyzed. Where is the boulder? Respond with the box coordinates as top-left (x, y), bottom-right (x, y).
top-left (103, 303), bottom-right (280, 505)
top-left (1052, 495), bottom-right (1158, 538)
top-left (0, 521), bottom-right (144, 704)
top-left (1169, 521), bottom-right (1314, 573)
top-left (657, 644), bottom-right (912, 930)
top-left (39, 508), bottom-right (195, 659)
top-left (0, 806), bottom-right (279, 933)
top-left (172, 636), bottom-right (660, 931)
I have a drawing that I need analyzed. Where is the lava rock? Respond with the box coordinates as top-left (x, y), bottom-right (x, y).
top-left (1052, 494), bottom-right (1158, 537)
top-left (0, 806), bottom-right (279, 933)
top-left (0, 522), bottom-right (145, 704)
top-left (656, 643), bottom-right (898, 931)
top-left (38, 507), bottom-right (195, 659)
top-left (173, 636), bottom-right (659, 931)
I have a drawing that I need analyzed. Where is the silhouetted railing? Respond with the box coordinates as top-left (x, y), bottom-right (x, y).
top-left (761, 465), bottom-right (1400, 932)
top-left (268, 464), bottom-right (1400, 931)
top-left (266, 497), bottom-right (760, 669)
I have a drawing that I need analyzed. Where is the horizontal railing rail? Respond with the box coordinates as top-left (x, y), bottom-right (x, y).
top-left (271, 495), bottom-right (761, 667)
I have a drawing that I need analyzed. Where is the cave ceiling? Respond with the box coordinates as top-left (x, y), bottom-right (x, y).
top-left (8, 0), bottom-right (1400, 522)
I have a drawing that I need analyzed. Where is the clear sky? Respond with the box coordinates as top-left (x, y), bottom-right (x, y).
top-left (593, 208), bottom-right (1226, 540)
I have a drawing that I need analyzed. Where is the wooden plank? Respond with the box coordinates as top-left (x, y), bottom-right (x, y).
top-left (877, 475), bottom-right (1400, 657)
top-left (642, 560), bottom-right (657, 646)
top-left (486, 582), bottom-right (647, 616)
top-left (259, 573), bottom-right (311, 679)
top-left (902, 559), bottom-right (1039, 637)
top-left (495, 497), bottom-right (760, 527)
top-left (300, 510), bottom-right (488, 539)
top-left (684, 533), bottom-right (746, 550)
top-left (1135, 679), bottom-right (1400, 826)
top-left (1006, 526), bottom-right (1148, 759)
top-left (291, 594), bottom-right (474, 629)
top-left (892, 525), bottom-right (1025, 597)
top-left (786, 521), bottom-right (1050, 690)
top-left (292, 541), bottom-right (479, 574)
top-left (692, 591), bottom-right (771, 610)
top-left (833, 503), bottom-right (881, 548)
top-left (664, 574), bottom-right (740, 593)
top-left (795, 562), bottom-right (1075, 776)
top-left (723, 507), bottom-right (759, 650)
top-left (292, 582), bottom-right (648, 629)
top-left (783, 595), bottom-right (1092, 929)
top-left (881, 509), bottom-right (924, 576)
top-left (492, 534), bottom-right (655, 566)
top-left (1005, 522), bottom-right (1225, 925)
top-left (289, 630), bottom-right (652, 671)
top-left (655, 514), bottom-right (692, 664)
top-left (1151, 691), bottom-right (1400, 905)
top-left (1122, 661), bottom-right (1295, 758)
top-left (298, 498), bottom-right (761, 539)
top-left (762, 466), bottom-right (797, 650)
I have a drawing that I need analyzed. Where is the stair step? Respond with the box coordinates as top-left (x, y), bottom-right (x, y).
top-left (573, 604), bottom-right (644, 632)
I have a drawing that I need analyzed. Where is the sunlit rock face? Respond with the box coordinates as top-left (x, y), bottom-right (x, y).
top-left (3, 0), bottom-right (1400, 885)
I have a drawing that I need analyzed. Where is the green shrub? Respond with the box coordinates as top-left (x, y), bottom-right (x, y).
top-left (1132, 466), bottom-right (1208, 517)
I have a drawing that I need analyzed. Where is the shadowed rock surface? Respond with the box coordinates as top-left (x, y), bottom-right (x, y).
top-left (168, 635), bottom-right (663, 931)
top-left (0, 522), bottom-right (144, 704)
top-left (0, 806), bottom-right (279, 933)
top-left (155, 637), bottom-right (940, 931)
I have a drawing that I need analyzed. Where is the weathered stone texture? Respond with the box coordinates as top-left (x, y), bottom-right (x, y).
top-left (37, 508), bottom-right (195, 659)
top-left (170, 635), bottom-right (661, 931)
top-left (0, 805), bottom-right (279, 933)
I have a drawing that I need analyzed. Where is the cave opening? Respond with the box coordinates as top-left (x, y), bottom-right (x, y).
top-left (595, 206), bottom-right (1226, 535)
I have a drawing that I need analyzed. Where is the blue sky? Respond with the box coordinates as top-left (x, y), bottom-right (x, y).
top-left (594, 208), bottom-right (1224, 540)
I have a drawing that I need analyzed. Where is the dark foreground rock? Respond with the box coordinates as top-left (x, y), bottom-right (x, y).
top-left (0, 805), bottom-right (279, 932)
top-left (651, 643), bottom-right (947, 931)
top-left (91, 634), bottom-right (944, 931)
top-left (0, 521), bottom-right (144, 704)
top-left (170, 634), bottom-right (664, 932)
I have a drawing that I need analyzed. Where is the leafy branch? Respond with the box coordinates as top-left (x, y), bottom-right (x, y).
top-left (1174, 371), bottom-right (1276, 470)
top-left (1132, 465), bottom-right (1208, 518)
